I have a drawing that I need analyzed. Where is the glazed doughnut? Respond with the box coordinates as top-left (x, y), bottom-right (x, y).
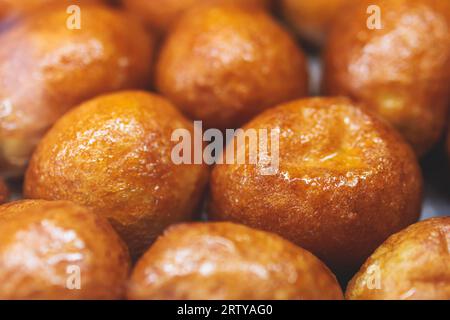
top-left (156, 3), bottom-right (308, 129)
top-left (128, 222), bottom-right (343, 300)
top-left (347, 217), bottom-right (450, 300)
top-left (0, 200), bottom-right (130, 299)
top-left (323, 0), bottom-right (450, 156)
top-left (24, 91), bottom-right (209, 259)
top-left (0, 3), bottom-right (154, 175)
top-left (122, 0), bottom-right (272, 34)
top-left (209, 97), bottom-right (423, 276)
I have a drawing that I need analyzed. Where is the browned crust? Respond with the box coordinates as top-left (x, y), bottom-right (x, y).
top-left (323, 0), bottom-right (450, 156)
top-left (0, 199), bottom-right (130, 299)
top-left (155, 3), bottom-right (308, 129)
top-left (24, 91), bottom-right (209, 259)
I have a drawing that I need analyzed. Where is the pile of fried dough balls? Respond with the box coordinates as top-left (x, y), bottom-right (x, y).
top-left (0, 0), bottom-right (449, 300)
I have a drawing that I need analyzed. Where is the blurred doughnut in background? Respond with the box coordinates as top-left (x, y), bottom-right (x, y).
top-left (0, 200), bottom-right (130, 299)
top-left (346, 217), bottom-right (450, 300)
top-left (121, 0), bottom-right (272, 34)
top-left (0, 178), bottom-right (8, 203)
top-left (0, 3), bottom-right (154, 176)
top-left (209, 97), bottom-right (423, 277)
top-left (127, 222), bottom-right (344, 300)
top-left (323, 0), bottom-right (450, 156)
top-left (0, 0), bottom-right (107, 27)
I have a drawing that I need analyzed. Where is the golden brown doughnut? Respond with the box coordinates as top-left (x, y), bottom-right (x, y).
top-left (0, 4), bottom-right (154, 176)
top-left (280, 0), bottom-right (352, 45)
top-left (156, 3), bottom-right (308, 129)
top-left (24, 91), bottom-right (209, 259)
top-left (323, 0), bottom-right (450, 156)
top-left (127, 222), bottom-right (344, 300)
top-left (122, 0), bottom-right (272, 34)
top-left (346, 217), bottom-right (450, 300)
top-left (447, 126), bottom-right (450, 163)
top-left (0, 199), bottom-right (130, 299)
top-left (209, 97), bottom-right (423, 276)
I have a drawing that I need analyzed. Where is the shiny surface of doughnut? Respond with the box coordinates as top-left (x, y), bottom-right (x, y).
top-left (128, 222), bottom-right (343, 300)
top-left (24, 91), bottom-right (209, 259)
top-left (323, 0), bottom-right (450, 156)
top-left (0, 4), bottom-right (154, 175)
top-left (0, 199), bottom-right (130, 299)
top-left (347, 217), bottom-right (450, 300)
top-left (210, 97), bottom-right (423, 275)
top-left (156, 3), bottom-right (308, 129)
top-left (280, 0), bottom-right (352, 45)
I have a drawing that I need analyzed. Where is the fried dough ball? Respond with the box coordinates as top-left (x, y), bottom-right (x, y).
top-left (24, 91), bottom-right (209, 259)
top-left (280, 0), bottom-right (352, 45)
top-left (323, 0), bottom-right (450, 156)
top-left (0, 178), bottom-right (8, 203)
top-left (0, 200), bottom-right (130, 299)
top-left (0, 4), bottom-right (154, 176)
top-left (346, 217), bottom-right (450, 300)
top-left (127, 222), bottom-right (343, 300)
top-left (156, 3), bottom-right (308, 130)
top-left (209, 97), bottom-right (423, 276)
top-left (122, 0), bottom-right (272, 34)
